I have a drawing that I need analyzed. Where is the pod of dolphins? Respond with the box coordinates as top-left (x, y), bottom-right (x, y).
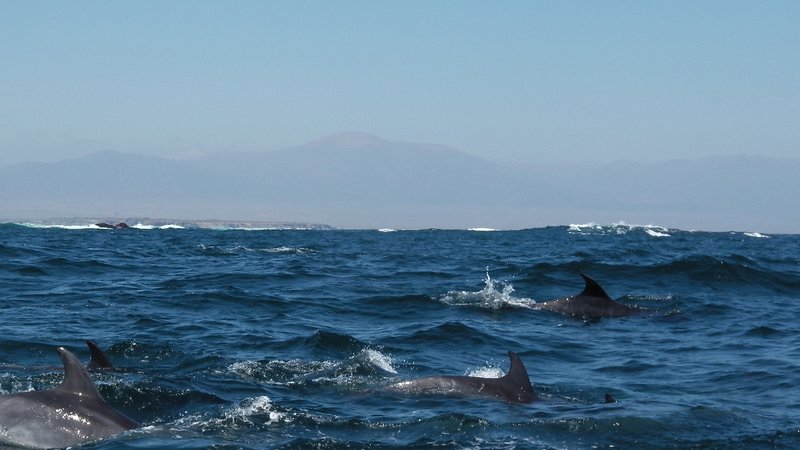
top-left (0, 274), bottom-right (643, 448)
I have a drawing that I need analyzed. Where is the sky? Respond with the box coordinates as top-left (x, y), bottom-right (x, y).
top-left (0, 0), bottom-right (798, 168)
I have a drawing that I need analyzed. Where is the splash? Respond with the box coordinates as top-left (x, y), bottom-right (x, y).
top-left (218, 396), bottom-right (287, 426)
top-left (361, 349), bottom-right (397, 375)
top-left (229, 349), bottom-right (397, 387)
top-left (170, 396), bottom-right (289, 432)
top-left (439, 269), bottom-right (533, 310)
top-left (465, 364), bottom-right (505, 379)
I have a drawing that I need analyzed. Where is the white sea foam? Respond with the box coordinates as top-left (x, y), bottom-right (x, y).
top-left (468, 228), bottom-right (499, 232)
top-left (744, 232), bottom-right (770, 238)
top-left (378, 228), bottom-right (397, 233)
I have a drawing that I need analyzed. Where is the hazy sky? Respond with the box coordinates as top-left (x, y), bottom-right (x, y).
top-left (1, 1), bottom-right (798, 167)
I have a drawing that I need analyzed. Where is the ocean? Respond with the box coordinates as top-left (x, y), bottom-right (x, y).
top-left (0, 222), bottom-right (798, 449)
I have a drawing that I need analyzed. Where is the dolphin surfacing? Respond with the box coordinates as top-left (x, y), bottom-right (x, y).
top-left (537, 274), bottom-right (646, 319)
top-left (385, 351), bottom-right (536, 404)
top-left (86, 340), bottom-right (114, 370)
top-left (0, 347), bottom-right (138, 449)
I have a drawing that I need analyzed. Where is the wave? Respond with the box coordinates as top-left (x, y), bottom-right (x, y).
top-left (229, 349), bottom-right (397, 387)
top-left (4, 221), bottom-right (784, 236)
top-left (190, 395), bottom-right (289, 429)
top-left (196, 244), bottom-right (316, 256)
top-left (568, 221), bottom-right (674, 237)
top-left (566, 222), bottom-right (782, 237)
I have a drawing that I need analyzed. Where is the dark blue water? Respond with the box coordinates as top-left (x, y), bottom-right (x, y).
top-left (1, 223), bottom-right (799, 449)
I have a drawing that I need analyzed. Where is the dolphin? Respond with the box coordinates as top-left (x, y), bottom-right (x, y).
top-left (0, 347), bottom-right (139, 449)
top-left (86, 340), bottom-right (114, 370)
top-left (536, 274), bottom-right (648, 319)
top-left (0, 341), bottom-right (114, 373)
top-left (385, 351), bottom-right (536, 404)
top-left (536, 274), bottom-right (646, 319)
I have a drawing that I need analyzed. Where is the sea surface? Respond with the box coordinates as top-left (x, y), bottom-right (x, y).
top-left (1, 222), bottom-right (798, 449)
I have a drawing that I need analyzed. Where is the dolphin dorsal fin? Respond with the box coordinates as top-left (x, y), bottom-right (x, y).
top-left (501, 351), bottom-right (535, 401)
top-left (579, 274), bottom-right (612, 299)
top-left (86, 340), bottom-right (114, 370)
top-left (56, 347), bottom-right (103, 399)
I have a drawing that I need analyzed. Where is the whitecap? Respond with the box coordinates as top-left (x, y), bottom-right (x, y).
top-left (645, 228), bottom-right (671, 238)
top-left (258, 246), bottom-right (315, 254)
top-left (19, 223), bottom-right (94, 230)
top-left (744, 232), bottom-right (770, 238)
top-left (568, 223), bottom-right (603, 234)
top-left (570, 222), bottom-right (673, 236)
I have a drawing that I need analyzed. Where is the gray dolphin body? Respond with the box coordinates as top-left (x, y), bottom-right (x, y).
top-left (386, 351), bottom-right (536, 404)
top-left (537, 274), bottom-right (645, 319)
top-left (0, 347), bottom-right (138, 449)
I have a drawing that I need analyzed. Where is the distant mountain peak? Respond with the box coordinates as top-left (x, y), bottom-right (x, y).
top-left (298, 132), bottom-right (468, 158)
top-left (304, 132), bottom-right (390, 149)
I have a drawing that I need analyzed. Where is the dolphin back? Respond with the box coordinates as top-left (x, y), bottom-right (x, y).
top-left (385, 351), bottom-right (537, 404)
top-left (0, 347), bottom-right (138, 449)
top-left (579, 273), bottom-right (612, 299)
top-left (56, 346), bottom-right (104, 398)
top-left (497, 351), bottom-right (536, 403)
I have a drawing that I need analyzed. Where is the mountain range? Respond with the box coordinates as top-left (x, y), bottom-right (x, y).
top-left (1, 132), bottom-right (797, 232)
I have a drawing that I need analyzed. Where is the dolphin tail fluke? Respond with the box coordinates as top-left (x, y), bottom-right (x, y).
top-left (86, 340), bottom-right (114, 369)
top-left (579, 274), bottom-right (612, 299)
top-left (502, 351), bottom-right (536, 403)
top-left (56, 347), bottom-right (104, 399)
